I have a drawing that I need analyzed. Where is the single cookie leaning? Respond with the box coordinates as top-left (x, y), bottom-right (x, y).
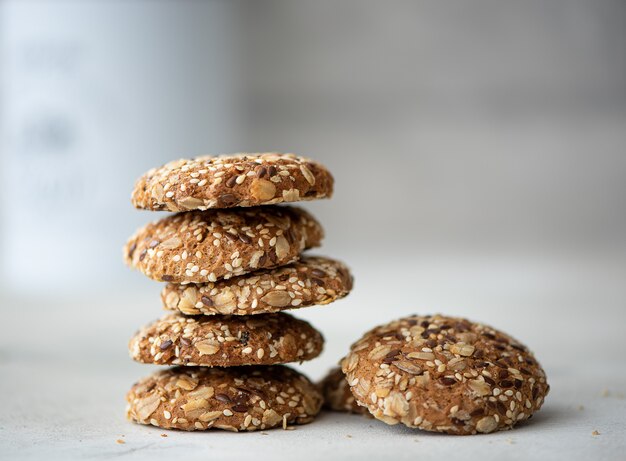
top-left (319, 367), bottom-right (369, 415)
top-left (161, 256), bottom-right (353, 316)
top-left (129, 313), bottom-right (323, 367)
top-left (124, 205), bottom-right (323, 283)
top-left (341, 314), bottom-right (549, 435)
top-left (131, 153), bottom-right (334, 212)
top-left (126, 366), bottom-right (323, 431)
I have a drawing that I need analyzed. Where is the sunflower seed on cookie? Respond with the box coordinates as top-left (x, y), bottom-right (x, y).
top-left (124, 205), bottom-right (323, 283)
top-left (131, 153), bottom-right (334, 212)
top-left (126, 365), bottom-right (322, 431)
top-left (320, 367), bottom-right (369, 415)
top-left (129, 312), bottom-right (323, 367)
top-left (161, 256), bottom-right (353, 316)
top-left (340, 314), bottom-right (549, 435)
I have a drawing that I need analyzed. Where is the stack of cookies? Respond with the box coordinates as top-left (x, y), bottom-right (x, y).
top-left (123, 153), bottom-right (353, 432)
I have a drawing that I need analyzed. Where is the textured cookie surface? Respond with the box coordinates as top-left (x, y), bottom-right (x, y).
top-left (129, 313), bottom-right (323, 367)
top-left (341, 314), bottom-right (549, 435)
top-left (124, 206), bottom-right (323, 283)
top-left (161, 256), bottom-right (353, 316)
top-left (320, 367), bottom-right (368, 415)
top-left (126, 366), bottom-right (323, 431)
top-left (131, 153), bottom-right (333, 211)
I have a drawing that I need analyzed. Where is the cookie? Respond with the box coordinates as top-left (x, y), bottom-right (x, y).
top-left (131, 153), bottom-right (334, 212)
top-left (161, 256), bottom-right (353, 316)
top-left (124, 205), bottom-right (323, 283)
top-left (129, 312), bottom-right (324, 367)
top-left (341, 314), bottom-right (549, 435)
top-left (126, 365), bottom-right (323, 431)
top-left (319, 367), bottom-right (368, 415)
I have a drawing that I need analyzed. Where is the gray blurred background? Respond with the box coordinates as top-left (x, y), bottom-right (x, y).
top-left (1, 0), bottom-right (625, 377)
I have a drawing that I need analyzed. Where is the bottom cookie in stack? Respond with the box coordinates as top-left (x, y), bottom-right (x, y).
top-left (127, 366), bottom-right (323, 432)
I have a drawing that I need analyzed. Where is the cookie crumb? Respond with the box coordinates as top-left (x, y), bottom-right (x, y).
top-left (601, 389), bottom-right (610, 397)
top-left (160, 434), bottom-right (168, 438)
top-left (261, 432), bottom-right (269, 436)
top-left (346, 434), bottom-right (352, 438)
top-left (116, 439), bottom-right (125, 445)
top-left (592, 430), bottom-right (600, 436)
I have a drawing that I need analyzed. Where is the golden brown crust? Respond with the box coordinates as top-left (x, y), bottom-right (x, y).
top-left (161, 256), bottom-right (353, 316)
top-left (124, 206), bottom-right (323, 283)
top-left (131, 153), bottom-right (334, 212)
top-left (129, 313), bottom-right (324, 367)
top-left (126, 366), bottom-right (323, 431)
top-left (341, 314), bottom-right (549, 435)
top-left (319, 367), bottom-right (369, 415)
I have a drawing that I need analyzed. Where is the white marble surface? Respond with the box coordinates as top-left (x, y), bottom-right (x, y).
top-left (1, 253), bottom-right (625, 460)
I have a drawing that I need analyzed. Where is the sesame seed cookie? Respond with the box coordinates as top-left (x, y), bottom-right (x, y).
top-left (131, 153), bottom-right (334, 212)
top-left (340, 314), bottom-right (549, 435)
top-left (161, 256), bottom-right (353, 316)
top-left (126, 365), bottom-right (323, 431)
top-left (124, 205), bottom-right (323, 283)
top-left (319, 367), bottom-right (369, 415)
top-left (129, 312), bottom-right (324, 367)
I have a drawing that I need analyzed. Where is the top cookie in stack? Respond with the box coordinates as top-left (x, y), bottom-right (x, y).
top-left (124, 153), bottom-right (352, 432)
top-left (130, 152), bottom-right (334, 211)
